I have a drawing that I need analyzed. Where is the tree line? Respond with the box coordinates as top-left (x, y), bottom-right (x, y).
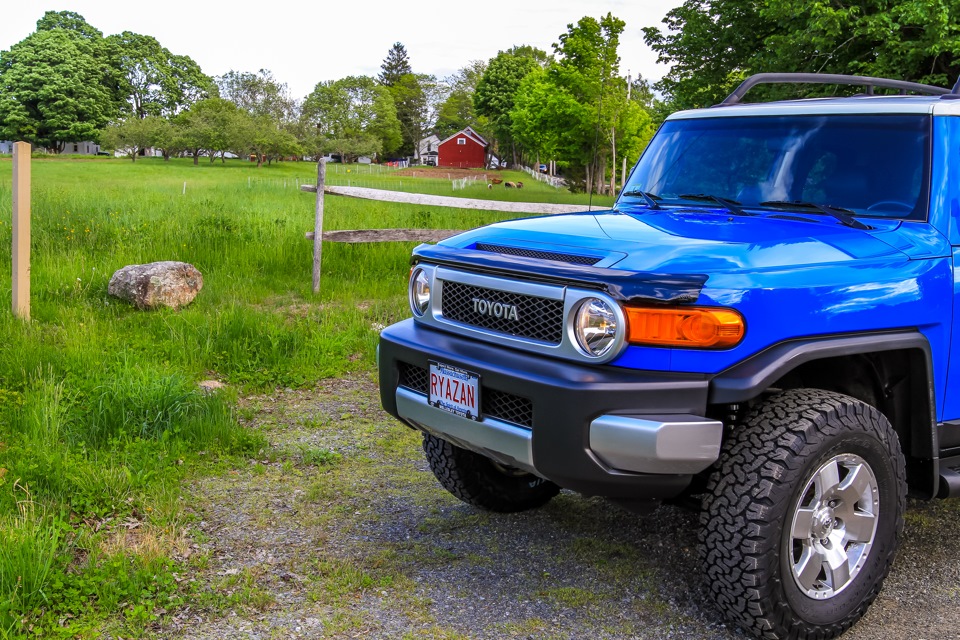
top-left (643, 0), bottom-right (960, 111)
top-left (0, 10), bottom-right (660, 192)
top-left (9, 4), bottom-right (949, 191)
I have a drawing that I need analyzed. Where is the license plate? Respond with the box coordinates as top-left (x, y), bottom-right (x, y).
top-left (428, 361), bottom-right (481, 421)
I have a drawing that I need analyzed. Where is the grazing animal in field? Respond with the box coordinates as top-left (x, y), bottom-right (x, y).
top-left (504, 181), bottom-right (516, 188)
top-left (516, 181), bottom-right (524, 189)
top-left (487, 183), bottom-right (493, 189)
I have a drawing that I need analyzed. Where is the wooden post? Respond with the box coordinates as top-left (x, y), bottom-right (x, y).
top-left (12, 141), bottom-right (30, 321)
top-left (312, 158), bottom-right (326, 294)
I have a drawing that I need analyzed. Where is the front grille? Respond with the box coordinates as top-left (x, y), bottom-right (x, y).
top-left (397, 363), bottom-right (533, 429)
top-left (441, 281), bottom-right (564, 344)
top-left (475, 243), bottom-right (601, 266)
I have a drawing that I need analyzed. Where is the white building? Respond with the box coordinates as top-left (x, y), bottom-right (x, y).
top-left (61, 141), bottom-right (101, 155)
top-left (0, 140), bottom-right (103, 155)
top-left (416, 134), bottom-right (440, 165)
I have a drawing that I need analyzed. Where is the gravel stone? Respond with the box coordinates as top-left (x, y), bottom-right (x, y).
top-left (156, 376), bottom-right (960, 639)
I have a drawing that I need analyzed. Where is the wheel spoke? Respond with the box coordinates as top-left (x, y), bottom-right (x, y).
top-left (836, 463), bottom-right (872, 504)
top-left (815, 459), bottom-right (841, 496)
top-left (842, 511), bottom-right (877, 544)
top-left (794, 545), bottom-right (823, 591)
top-left (791, 507), bottom-right (817, 539)
top-left (823, 542), bottom-right (851, 590)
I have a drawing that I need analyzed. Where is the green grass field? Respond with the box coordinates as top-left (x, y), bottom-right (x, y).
top-left (0, 156), bottom-right (612, 637)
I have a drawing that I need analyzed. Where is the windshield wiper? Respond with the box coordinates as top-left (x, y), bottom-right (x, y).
top-left (759, 201), bottom-right (872, 230)
top-left (678, 193), bottom-right (750, 216)
top-left (619, 189), bottom-right (662, 210)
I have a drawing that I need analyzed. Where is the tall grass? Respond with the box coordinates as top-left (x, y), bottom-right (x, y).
top-left (0, 155), bottom-right (580, 634)
top-left (0, 488), bottom-right (63, 637)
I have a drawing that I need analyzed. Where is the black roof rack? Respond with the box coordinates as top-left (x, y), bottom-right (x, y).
top-left (719, 73), bottom-right (951, 106)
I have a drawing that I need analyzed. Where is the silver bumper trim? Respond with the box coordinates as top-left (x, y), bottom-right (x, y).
top-left (395, 387), bottom-right (537, 474)
top-left (590, 414), bottom-right (723, 474)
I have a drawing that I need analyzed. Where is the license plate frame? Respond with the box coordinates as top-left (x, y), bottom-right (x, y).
top-left (428, 361), bottom-right (481, 422)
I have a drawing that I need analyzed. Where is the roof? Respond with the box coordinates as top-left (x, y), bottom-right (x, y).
top-left (438, 127), bottom-right (488, 147)
top-left (667, 94), bottom-right (960, 120)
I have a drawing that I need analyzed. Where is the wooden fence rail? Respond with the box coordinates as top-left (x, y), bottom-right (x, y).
top-left (300, 160), bottom-right (608, 293)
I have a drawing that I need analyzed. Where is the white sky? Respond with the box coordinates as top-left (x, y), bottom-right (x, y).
top-left (1, 1), bottom-right (680, 100)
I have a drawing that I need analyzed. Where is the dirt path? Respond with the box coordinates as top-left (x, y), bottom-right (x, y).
top-left (160, 376), bottom-right (960, 639)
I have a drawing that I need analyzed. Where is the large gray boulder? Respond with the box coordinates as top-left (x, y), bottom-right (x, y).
top-left (108, 261), bottom-right (203, 310)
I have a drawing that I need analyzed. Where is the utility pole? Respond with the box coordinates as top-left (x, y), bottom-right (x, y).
top-left (621, 71), bottom-right (632, 191)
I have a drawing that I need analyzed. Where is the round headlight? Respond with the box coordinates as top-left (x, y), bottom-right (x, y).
top-left (410, 268), bottom-right (431, 316)
top-left (574, 298), bottom-right (619, 358)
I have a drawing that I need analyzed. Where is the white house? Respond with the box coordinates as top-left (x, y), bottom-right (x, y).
top-left (62, 141), bottom-right (101, 155)
top-left (0, 140), bottom-right (103, 155)
top-left (416, 134), bottom-right (440, 165)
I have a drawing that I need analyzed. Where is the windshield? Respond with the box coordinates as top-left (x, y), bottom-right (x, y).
top-left (620, 114), bottom-right (931, 220)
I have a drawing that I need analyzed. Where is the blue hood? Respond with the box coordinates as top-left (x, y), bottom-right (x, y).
top-left (439, 207), bottom-right (949, 274)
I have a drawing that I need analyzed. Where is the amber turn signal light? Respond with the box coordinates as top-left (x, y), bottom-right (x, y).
top-left (624, 306), bottom-right (745, 349)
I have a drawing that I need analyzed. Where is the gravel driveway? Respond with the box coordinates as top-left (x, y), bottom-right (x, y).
top-left (159, 376), bottom-right (960, 639)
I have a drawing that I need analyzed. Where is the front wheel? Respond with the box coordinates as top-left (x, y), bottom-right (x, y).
top-left (422, 433), bottom-right (559, 512)
top-left (700, 389), bottom-right (906, 639)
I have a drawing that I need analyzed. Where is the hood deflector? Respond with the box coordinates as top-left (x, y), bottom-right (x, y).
top-left (413, 244), bottom-right (707, 304)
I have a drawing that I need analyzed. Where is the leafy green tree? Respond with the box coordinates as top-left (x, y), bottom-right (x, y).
top-left (303, 76), bottom-right (400, 161)
top-left (435, 61), bottom-right (490, 140)
top-left (217, 69), bottom-right (295, 122)
top-left (644, 0), bottom-right (960, 110)
top-left (510, 14), bottom-right (646, 193)
top-left (475, 46), bottom-right (548, 166)
top-left (35, 10), bottom-right (102, 40)
top-left (0, 29), bottom-right (118, 151)
top-left (100, 115), bottom-right (166, 161)
top-left (107, 31), bottom-right (212, 118)
top-left (150, 116), bottom-right (182, 160)
top-left (237, 114), bottom-right (301, 167)
top-left (176, 98), bottom-right (244, 164)
top-left (282, 118), bottom-right (324, 160)
top-left (379, 42), bottom-right (412, 87)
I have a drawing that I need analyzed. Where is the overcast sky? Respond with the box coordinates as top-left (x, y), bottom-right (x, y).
top-left (1, 1), bottom-right (681, 100)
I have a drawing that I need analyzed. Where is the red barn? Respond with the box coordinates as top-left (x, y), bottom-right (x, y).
top-left (437, 127), bottom-right (488, 169)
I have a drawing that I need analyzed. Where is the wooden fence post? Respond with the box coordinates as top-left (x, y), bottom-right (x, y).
top-left (12, 141), bottom-right (30, 321)
top-left (312, 158), bottom-right (326, 294)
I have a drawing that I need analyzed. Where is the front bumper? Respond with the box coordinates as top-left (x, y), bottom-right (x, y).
top-left (379, 320), bottom-right (723, 500)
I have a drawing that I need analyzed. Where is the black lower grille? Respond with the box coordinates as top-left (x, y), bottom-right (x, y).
top-left (483, 389), bottom-right (534, 428)
top-left (399, 362), bottom-right (429, 393)
top-left (440, 281), bottom-right (563, 344)
top-left (397, 363), bottom-right (533, 429)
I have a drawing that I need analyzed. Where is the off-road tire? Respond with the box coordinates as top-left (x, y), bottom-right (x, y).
top-left (423, 433), bottom-right (559, 512)
top-left (700, 388), bottom-right (906, 639)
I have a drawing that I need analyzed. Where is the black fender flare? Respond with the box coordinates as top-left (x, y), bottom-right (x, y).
top-left (709, 331), bottom-right (939, 495)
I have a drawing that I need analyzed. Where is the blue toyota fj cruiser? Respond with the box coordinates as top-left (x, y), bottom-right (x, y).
top-left (377, 74), bottom-right (960, 639)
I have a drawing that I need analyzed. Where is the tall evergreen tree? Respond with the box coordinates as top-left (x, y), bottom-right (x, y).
top-left (379, 42), bottom-right (412, 87)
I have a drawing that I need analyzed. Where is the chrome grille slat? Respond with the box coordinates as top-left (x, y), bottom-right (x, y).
top-left (440, 281), bottom-right (564, 344)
